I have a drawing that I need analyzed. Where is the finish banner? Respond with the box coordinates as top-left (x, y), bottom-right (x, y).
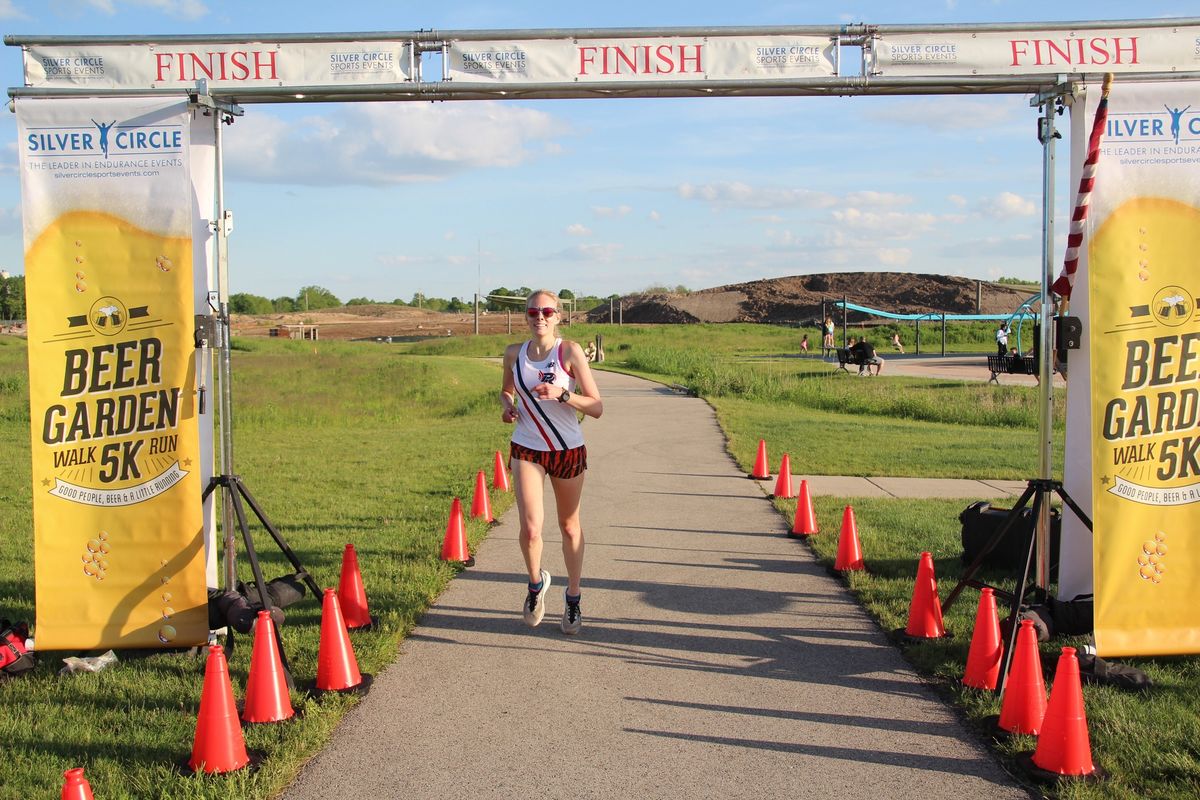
top-left (871, 25), bottom-right (1200, 76)
top-left (17, 97), bottom-right (208, 649)
top-left (23, 40), bottom-right (412, 90)
top-left (1088, 82), bottom-right (1200, 656)
top-left (447, 36), bottom-right (836, 82)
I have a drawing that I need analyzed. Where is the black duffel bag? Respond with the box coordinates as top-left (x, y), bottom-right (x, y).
top-left (959, 500), bottom-right (1061, 579)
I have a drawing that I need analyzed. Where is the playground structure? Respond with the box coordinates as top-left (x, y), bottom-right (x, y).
top-left (825, 294), bottom-right (1041, 356)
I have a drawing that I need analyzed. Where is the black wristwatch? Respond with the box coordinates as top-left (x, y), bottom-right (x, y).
top-left (558, 389), bottom-right (571, 404)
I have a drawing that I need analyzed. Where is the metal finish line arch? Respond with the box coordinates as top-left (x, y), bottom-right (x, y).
top-left (6, 18), bottom-right (1200, 104)
top-left (8, 19), bottom-right (1200, 653)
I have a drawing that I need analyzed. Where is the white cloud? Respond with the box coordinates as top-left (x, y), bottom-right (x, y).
top-left (844, 191), bottom-right (912, 207)
top-left (948, 194), bottom-right (967, 207)
top-left (224, 103), bottom-right (566, 186)
top-left (566, 223), bottom-right (591, 236)
top-left (830, 208), bottom-right (938, 237)
top-left (677, 181), bottom-right (837, 209)
top-left (977, 192), bottom-right (1037, 218)
top-left (876, 248), bottom-right (912, 267)
top-left (648, 210), bottom-right (661, 222)
top-left (0, 0), bottom-right (28, 19)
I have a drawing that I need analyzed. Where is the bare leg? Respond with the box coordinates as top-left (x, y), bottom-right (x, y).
top-left (549, 472), bottom-right (586, 595)
top-left (511, 457), bottom-right (547, 583)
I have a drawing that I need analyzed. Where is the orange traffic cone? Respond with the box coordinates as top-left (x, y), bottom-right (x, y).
top-left (61, 768), bottom-right (94, 800)
top-left (492, 450), bottom-right (511, 491)
top-left (242, 610), bottom-right (295, 724)
top-left (471, 470), bottom-right (494, 523)
top-left (337, 543), bottom-right (374, 630)
top-left (963, 588), bottom-right (1002, 689)
top-left (314, 588), bottom-right (372, 695)
top-left (998, 619), bottom-right (1048, 735)
top-left (790, 480), bottom-right (819, 537)
top-left (1030, 647), bottom-right (1097, 777)
top-left (773, 454), bottom-right (794, 498)
top-left (833, 505), bottom-right (864, 570)
top-left (189, 644), bottom-right (249, 774)
top-left (440, 497), bottom-right (470, 562)
top-left (749, 439), bottom-right (770, 480)
top-left (903, 552), bottom-right (946, 638)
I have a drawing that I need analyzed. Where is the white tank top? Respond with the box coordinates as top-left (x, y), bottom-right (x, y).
top-left (511, 339), bottom-right (584, 451)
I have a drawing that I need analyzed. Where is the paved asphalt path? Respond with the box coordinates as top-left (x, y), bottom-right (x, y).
top-left (285, 370), bottom-right (1031, 800)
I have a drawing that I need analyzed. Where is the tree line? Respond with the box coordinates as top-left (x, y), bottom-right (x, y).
top-left (228, 286), bottom-right (622, 315)
top-left (0, 275), bottom-right (674, 321)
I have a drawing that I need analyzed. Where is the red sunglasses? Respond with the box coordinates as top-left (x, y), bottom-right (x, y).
top-left (526, 307), bottom-right (558, 318)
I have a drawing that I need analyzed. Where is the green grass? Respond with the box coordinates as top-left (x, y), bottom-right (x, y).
top-left (0, 336), bottom-right (513, 799)
top-left (784, 496), bottom-right (1200, 800)
top-left (2, 324), bottom-right (1197, 800)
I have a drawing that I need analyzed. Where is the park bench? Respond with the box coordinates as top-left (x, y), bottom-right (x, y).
top-left (987, 353), bottom-right (1038, 383)
top-left (834, 348), bottom-right (872, 374)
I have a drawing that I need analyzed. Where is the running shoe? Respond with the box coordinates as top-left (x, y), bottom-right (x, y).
top-left (523, 570), bottom-right (551, 626)
top-left (561, 592), bottom-right (582, 635)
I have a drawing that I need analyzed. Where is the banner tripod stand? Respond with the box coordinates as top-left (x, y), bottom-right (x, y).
top-left (942, 84), bottom-right (1093, 694)
top-left (194, 96), bottom-right (322, 688)
top-left (940, 478), bottom-right (1093, 692)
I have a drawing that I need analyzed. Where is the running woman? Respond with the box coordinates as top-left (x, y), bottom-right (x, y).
top-left (500, 290), bottom-right (604, 634)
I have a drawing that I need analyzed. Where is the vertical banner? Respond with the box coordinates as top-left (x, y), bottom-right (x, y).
top-left (1088, 82), bottom-right (1200, 656)
top-left (18, 97), bottom-right (207, 649)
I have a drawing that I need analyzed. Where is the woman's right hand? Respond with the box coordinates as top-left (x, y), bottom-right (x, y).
top-left (501, 406), bottom-right (518, 424)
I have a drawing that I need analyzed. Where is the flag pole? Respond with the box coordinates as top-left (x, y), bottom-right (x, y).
top-left (1034, 87), bottom-right (1064, 591)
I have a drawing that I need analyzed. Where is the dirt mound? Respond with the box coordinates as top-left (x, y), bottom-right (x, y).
top-left (586, 272), bottom-right (1038, 325)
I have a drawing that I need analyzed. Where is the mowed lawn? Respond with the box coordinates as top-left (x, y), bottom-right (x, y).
top-left (1, 324), bottom-right (1198, 799)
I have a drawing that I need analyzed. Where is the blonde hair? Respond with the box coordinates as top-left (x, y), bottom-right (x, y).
top-left (526, 289), bottom-right (559, 309)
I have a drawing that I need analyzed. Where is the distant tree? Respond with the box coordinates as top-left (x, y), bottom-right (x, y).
top-left (296, 285), bottom-right (341, 311)
top-left (0, 273), bottom-right (25, 319)
top-left (228, 292), bottom-right (273, 314)
top-left (410, 292), bottom-right (425, 308)
top-left (997, 276), bottom-right (1038, 286)
top-left (642, 284), bottom-right (690, 295)
top-left (486, 286), bottom-right (513, 312)
top-left (558, 288), bottom-right (575, 300)
top-left (391, 298), bottom-right (408, 306)
top-left (446, 296), bottom-right (467, 312)
top-left (272, 296), bottom-right (298, 312)
top-left (345, 297), bottom-right (375, 306)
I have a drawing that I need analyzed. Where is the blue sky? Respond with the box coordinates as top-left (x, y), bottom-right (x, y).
top-left (0, 1), bottom-right (1193, 302)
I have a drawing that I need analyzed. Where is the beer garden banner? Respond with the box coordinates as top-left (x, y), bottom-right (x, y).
top-left (17, 97), bottom-right (208, 649)
top-left (1086, 81), bottom-right (1200, 656)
